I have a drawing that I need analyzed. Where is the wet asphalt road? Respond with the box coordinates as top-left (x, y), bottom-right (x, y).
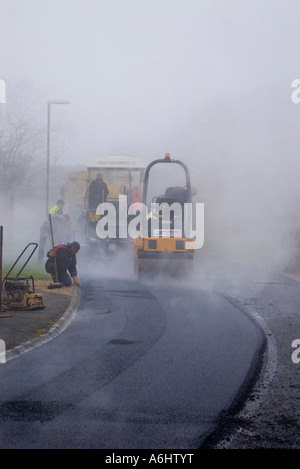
top-left (0, 254), bottom-right (264, 449)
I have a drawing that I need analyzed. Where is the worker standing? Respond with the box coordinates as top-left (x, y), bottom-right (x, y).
top-left (88, 173), bottom-right (109, 210)
top-left (45, 241), bottom-right (81, 287)
top-left (49, 199), bottom-right (65, 216)
top-left (164, 186), bottom-right (197, 205)
top-left (38, 200), bottom-right (68, 262)
top-left (59, 214), bottom-right (73, 243)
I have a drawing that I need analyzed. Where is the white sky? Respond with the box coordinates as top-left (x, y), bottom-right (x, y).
top-left (1, 0), bottom-right (298, 157)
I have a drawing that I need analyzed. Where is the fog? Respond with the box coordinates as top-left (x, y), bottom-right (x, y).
top-left (1, 0), bottom-right (300, 278)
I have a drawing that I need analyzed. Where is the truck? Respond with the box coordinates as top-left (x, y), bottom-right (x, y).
top-left (63, 155), bottom-right (146, 254)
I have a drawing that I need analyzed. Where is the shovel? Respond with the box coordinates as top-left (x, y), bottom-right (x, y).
top-left (47, 214), bottom-right (64, 289)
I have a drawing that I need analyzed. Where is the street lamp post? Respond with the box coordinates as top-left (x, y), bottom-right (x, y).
top-left (46, 99), bottom-right (70, 217)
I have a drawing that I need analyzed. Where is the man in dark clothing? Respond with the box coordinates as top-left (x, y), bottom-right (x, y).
top-left (164, 186), bottom-right (197, 205)
top-left (45, 241), bottom-right (80, 287)
top-left (88, 172), bottom-right (109, 210)
top-left (163, 186), bottom-right (198, 230)
top-left (164, 186), bottom-right (189, 205)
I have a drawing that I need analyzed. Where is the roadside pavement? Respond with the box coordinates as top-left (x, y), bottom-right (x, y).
top-left (0, 280), bottom-right (81, 361)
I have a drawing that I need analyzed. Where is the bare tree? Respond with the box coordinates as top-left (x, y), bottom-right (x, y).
top-left (0, 81), bottom-right (45, 217)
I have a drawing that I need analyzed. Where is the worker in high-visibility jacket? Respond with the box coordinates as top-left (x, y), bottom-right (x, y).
top-left (38, 200), bottom-right (66, 262)
top-left (49, 199), bottom-right (65, 216)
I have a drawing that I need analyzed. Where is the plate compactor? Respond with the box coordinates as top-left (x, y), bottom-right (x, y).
top-left (2, 243), bottom-right (45, 311)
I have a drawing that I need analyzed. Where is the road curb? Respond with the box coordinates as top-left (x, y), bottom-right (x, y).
top-left (5, 285), bottom-right (81, 362)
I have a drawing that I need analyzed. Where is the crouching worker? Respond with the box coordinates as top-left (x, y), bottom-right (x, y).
top-left (45, 241), bottom-right (81, 287)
